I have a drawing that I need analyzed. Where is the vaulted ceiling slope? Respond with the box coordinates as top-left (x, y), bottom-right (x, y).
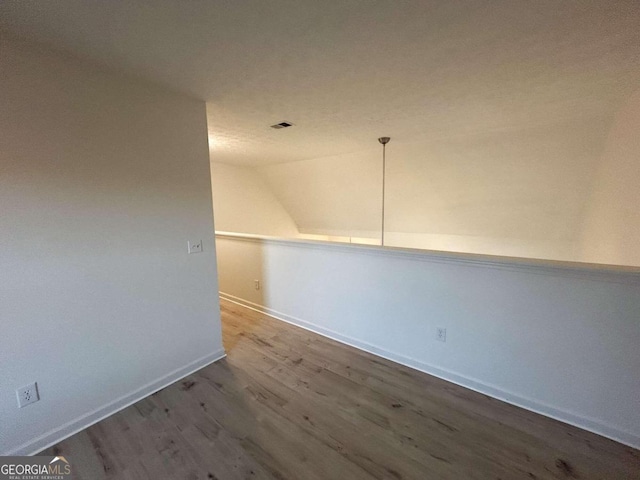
top-left (1, 1), bottom-right (639, 166)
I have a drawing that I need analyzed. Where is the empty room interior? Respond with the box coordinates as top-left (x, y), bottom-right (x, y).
top-left (1, 1), bottom-right (640, 479)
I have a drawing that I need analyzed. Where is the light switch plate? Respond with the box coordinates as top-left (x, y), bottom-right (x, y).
top-left (188, 240), bottom-right (203, 254)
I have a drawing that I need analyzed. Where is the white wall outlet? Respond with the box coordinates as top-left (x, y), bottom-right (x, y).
top-left (188, 240), bottom-right (203, 254)
top-left (16, 382), bottom-right (39, 408)
top-left (254, 279), bottom-right (261, 290)
top-left (436, 327), bottom-right (447, 343)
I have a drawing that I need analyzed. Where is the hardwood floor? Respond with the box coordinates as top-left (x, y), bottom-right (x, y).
top-left (42, 299), bottom-right (640, 479)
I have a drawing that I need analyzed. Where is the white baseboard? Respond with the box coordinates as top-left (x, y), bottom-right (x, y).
top-left (7, 349), bottom-right (226, 456)
top-left (219, 292), bottom-right (640, 450)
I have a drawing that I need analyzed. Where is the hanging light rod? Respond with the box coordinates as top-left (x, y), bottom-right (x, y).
top-left (379, 137), bottom-right (390, 246)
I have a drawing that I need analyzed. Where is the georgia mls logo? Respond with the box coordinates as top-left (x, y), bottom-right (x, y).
top-left (0, 456), bottom-right (71, 480)
top-left (48, 456), bottom-right (71, 475)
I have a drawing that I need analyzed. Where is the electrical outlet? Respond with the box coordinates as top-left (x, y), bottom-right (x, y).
top-left (254, 280), bottom-right (261, 290)
top-left (436, 327), bottom-right (447, 343)
top-left (16, 382), bottom-right (39, 408)
top-left (188, 240), bottom-right (203, 254)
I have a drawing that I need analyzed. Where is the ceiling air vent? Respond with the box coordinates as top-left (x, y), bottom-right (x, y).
top-left (270, 121), bottom-right (294, 129)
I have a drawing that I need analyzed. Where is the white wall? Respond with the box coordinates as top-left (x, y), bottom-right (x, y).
top-left (216, 234), bottom-right (640, 448)
top-left (258, 150), bottom-right (381, 241)
top-left (0, 35), bottom-right (224, 455)
top-left (580, 90), bottom-right (640, 266)
top-left (210, 162), bottom-right (298, 237)
top-left (211, 106), bottom-right (640, 265)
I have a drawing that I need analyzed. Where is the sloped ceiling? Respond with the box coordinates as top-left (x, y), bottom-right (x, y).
top-left (258, 115), bottom-right (610, 242)
top-left (1, 1), bottom-right (639, 166)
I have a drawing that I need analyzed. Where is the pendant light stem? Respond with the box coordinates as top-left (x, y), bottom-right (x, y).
top-left (378, 137), bottom-right (390, 247)
top-left (381, 142), bottom-right (386, 247)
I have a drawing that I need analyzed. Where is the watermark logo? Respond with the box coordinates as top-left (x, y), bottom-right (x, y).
top-left (0, 456), bottom-right (71, 480)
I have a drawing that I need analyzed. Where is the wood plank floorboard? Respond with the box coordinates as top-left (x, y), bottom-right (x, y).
top-left (41, 299), bottom-right (640, 479)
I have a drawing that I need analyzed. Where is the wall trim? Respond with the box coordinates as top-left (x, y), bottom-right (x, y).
top-left (219, 292), bottom-right (640, 450)
top-left (6, 349), bottom-right (226, 456)
top-left (215, 231), bottom-right (640, 286)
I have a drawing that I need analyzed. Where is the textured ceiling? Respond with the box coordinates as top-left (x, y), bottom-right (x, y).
top-left (1, 1), bottom-right (639, 166)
